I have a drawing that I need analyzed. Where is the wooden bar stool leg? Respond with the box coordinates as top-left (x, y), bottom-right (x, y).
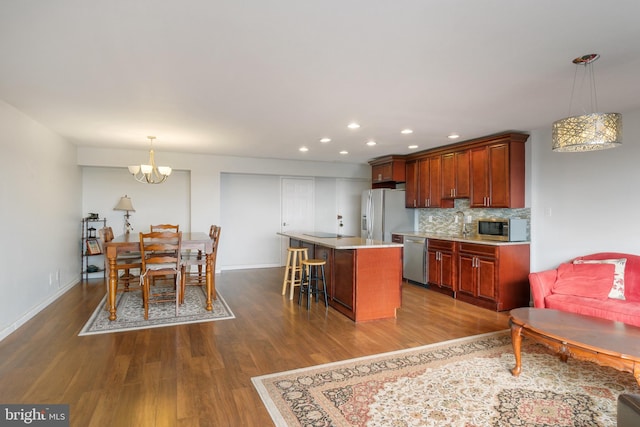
top-left (281, 249), bottom-right (292, 296)
top-left (289, 250), bottom-right (298, 300)
top-left (320, 265), bottom-right (328, 307)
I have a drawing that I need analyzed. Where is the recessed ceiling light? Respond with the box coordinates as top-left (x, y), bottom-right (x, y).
top-left (347, 122), bottom-right (360, 129)
top-left (448, 133), bottom-right (460, 139)
top-left (401, 129), bottom-right (414, 134)
top-left (366, 140), bottom-right (377, 146)
top-left (408, 145), bottom-right (418, 149)
top-left (339, 150), bottom-right (349, 155)
top-left (299, 146), bottom-right (309, 152)
top-left (320, 137), bottom-right (331, 143)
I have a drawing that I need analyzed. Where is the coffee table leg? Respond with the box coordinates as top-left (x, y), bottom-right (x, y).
top-left (510, 323), bottom-right (523, 376)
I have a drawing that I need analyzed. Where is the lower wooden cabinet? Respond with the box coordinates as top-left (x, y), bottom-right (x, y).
top-left (332, 249), bottom-right (356, 317)
top-left (427, 239), bottom-right (455, 296)
top-left (456, 242), bottom-right (530, 311)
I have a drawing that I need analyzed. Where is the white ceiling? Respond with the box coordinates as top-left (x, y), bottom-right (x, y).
top-left (2, 1), bottom-right (640, 164)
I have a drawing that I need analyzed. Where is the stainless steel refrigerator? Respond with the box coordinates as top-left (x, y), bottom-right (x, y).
top-left (361, 189), bottom-right (414, 242)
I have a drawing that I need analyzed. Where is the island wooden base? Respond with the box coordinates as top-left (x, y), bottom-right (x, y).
top-left (285, 235), bottom-right (403, 322)
top-left (331, 247), bottom-right (402, 322)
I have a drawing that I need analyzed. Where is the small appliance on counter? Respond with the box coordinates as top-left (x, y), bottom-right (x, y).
top-left (477, 218), bottom-right (527, 242)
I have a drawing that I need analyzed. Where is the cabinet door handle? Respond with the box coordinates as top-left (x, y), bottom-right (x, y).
top-left (413, 200), bottom-right (416, 207)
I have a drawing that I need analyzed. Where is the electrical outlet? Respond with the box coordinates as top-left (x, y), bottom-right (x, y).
top-left (454, 216), bottom-right (459, 223)
top-left (428, 215), bottom-right (433, 223)
top-left (466, 215), bottom-right (472, 223)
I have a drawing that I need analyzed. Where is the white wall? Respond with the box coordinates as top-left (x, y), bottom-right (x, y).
top-left (220, 173), bottom-right (282, 269)
top-left (81, 166), bottom-right (190, 235)
top-left (529, 108), bottom-right (640, 271)
top-left (0, 100), bottom-right (81, 340)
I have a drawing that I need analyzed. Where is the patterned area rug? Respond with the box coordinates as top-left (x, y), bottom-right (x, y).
top-left (252, 331), bottom-right (638, 426)
top-left (79, 286), bottom-right (234, 335)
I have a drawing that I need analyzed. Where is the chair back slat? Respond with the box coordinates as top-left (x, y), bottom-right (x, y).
top-left (150, 224), bottom-right (180, 232)
top-left (139, 231), bottom-right (182, 272)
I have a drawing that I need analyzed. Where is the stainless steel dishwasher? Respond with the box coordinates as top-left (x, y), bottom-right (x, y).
top-left (403, 236), bottom-right (427, 285)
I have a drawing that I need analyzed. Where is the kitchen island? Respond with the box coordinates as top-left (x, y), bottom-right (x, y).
top-left (279, 231), bottom-right (403, 322)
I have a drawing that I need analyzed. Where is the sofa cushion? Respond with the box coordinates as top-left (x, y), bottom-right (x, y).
top-left (574, 258), bottom-right (626, 300)
top-left (575, 253), bottom-right (640, 302)
top-left (544, 294), bottom-right (640, 328)
top-left (552, 262), bottom-right (615, 300)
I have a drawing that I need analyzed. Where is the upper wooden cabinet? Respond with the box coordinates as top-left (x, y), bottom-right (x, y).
top-left (369, 155), bottom-right (406, 187)
top-left (405, 156), bottom-right (447, 208)
top-left (441, 150), bottom-right (469, 199)
top-left (404, 132), bottom-right (528, 209)
top-left (469, 135), bottom-right (527, 208)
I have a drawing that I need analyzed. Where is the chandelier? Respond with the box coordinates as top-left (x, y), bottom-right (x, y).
top-left (128, 136), bottom-right (172, 183)
top-left (552, 54), bottom-right (622, 152)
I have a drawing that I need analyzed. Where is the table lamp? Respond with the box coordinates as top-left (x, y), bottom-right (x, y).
top-left (114, 195), bottom-right (135, 234)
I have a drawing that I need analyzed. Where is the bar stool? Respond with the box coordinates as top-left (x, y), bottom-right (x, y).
top-left (282, 247), bottom-right (309, 300)
top-left (298, 259), bottom-right (328, 309)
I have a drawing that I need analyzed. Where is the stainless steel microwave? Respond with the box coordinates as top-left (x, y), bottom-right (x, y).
top-left (477, 218), bottom-right (527, 242)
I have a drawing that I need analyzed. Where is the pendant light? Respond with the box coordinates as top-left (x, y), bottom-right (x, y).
top-left (552, 54), bottom-right (622, 152)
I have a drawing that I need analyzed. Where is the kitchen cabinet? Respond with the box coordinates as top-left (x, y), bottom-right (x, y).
top-left (332, 247), bottom-right (403, 321)
top-left (333, 249), bottom-right (356, 316)
top-left (405, 160), bottom-right (418, 207)
top-left (441, 149), bottom-right (469, 199)
top-left (469, 138), bottom-right (526, 208)
top-left (369, 155), bottom-right (406, 188)
top-left (405, 156), bottom-right (448, 208)
top-left (456, 242), bottom-right (530, 311)
top-left (427, 239), bottom-right (455, 295)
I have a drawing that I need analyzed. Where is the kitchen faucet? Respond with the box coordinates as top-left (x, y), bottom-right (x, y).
top-left (456, 211), bottom-right (469, 237)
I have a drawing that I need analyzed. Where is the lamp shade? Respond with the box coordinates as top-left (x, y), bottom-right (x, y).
top-left (552, 113), bottom-right (622, 152)
top-left (114, 195), bottom-right (135, 212)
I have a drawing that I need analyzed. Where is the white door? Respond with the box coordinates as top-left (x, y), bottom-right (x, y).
top-left (281, 178), bottom-right (314, 264)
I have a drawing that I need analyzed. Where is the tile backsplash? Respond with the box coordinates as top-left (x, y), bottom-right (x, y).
top-left (417, 199), bottom-right (530, 239)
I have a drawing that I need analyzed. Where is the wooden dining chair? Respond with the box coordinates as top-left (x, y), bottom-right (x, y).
top-left (98, 227), bottom-right (141, 306)
top-left (150, 224), bottom-right (179, 232)
top-left (148, 224), bottom-right (180, 284)
top-left (139, 231), bottom-right (183, 320)
top-left (180, 225), bottom-right (221, 303)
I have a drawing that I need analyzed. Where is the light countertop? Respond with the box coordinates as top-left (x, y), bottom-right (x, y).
top-left (393, 231), bottom-right (530, 246)
top-left (278, 231), bottom-right (403, 250)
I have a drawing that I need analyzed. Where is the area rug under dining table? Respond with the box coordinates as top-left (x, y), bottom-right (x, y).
top-left (252, 330), bottom-right (637, 426)
top-left (79, 286), bottom-right (234, 335)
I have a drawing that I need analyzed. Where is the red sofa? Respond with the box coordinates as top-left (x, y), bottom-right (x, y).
top-left (529, 252), bottom-right (640, 327)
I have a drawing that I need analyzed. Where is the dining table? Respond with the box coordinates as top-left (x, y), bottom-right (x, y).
top-left (104, 231), bottom-right (216, 321)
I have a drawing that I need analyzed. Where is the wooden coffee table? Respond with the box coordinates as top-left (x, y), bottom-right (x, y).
top-left (509, 307), bottom-right (640, 385)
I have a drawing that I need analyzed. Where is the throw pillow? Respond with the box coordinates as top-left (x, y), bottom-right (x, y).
top-left (573, 258), bottom-right (627, 300)
top-left (552, 263), bottom-right (616, 300)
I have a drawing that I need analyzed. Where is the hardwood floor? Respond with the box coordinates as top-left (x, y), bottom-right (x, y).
top-left (0, 268), bottom-right (510, 426)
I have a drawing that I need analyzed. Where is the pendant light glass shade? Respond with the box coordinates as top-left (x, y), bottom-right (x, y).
top-left (552, 54), bottom-right (622, 152)
top-left (552, 112), bottom-right (622, 152)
